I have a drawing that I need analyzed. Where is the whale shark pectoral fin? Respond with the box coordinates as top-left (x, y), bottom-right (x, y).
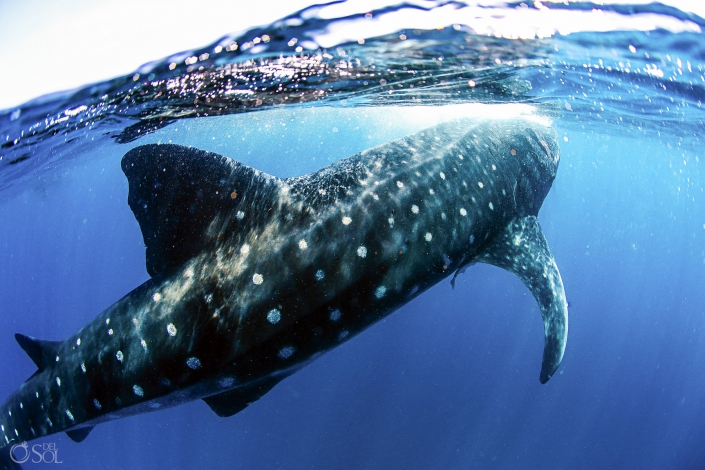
top-left (203, 375), bottom-right (288, 418)
top-left (121, 144), bottom-right (282, 278)
top-left (65, 426), bottom-right (94, 443)
top-left (15, 333), bottom-right (62, 374)
top-left (476, 216), bottom-right (568, 384)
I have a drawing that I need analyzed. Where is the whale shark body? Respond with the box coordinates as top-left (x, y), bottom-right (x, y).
top-left (0, 116), bottom-right (567, 461)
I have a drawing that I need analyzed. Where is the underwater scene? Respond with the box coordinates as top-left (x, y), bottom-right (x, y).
top-left (1, 1), bottom-right (704, 468)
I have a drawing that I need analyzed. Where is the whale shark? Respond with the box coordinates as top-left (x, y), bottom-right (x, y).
top-left (0, 115), bottom-right (567, 464)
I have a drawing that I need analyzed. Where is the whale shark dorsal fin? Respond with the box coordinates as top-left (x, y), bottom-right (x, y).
top-left (15, 333), bottom-right (62, 373)
top-left (122, 144), bottom-right (281, 277)
top-left (65, 426), bottom-right (94, 443)
top-left (475, 216), bottom-right (568, 384)
top-left (203, 375), bottom-right (288, 418)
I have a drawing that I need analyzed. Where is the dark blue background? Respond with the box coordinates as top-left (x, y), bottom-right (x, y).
top-left (1, 113), bottom-right (704, 469)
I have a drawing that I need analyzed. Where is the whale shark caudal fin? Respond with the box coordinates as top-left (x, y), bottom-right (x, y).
top-left (121, 144), bottom-right (281, 278)
top-left (203, 374), bottom-right (290, 417)
top-left (476, 216), bottom-right (568, 384)
top-left (14, 333), bottom-right (61, 376)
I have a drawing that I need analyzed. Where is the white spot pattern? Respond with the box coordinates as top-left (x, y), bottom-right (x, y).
top-left (66, 410), bottom-right (74, 421)
top-left (375, 286), bottom-right (387, 298)
top-left (342, 216), bottom-right (352, 225)
top-left (298, 239), bottom-right (308, 250)
top-left (330, 309), bottom-right (341, 322)
top-left (133, 385), bottom-right (144, 397)
top-left (411, 205), bottom-right (419, 214)
top-left (167, 323), bottom-right (177, 337)
top-left (357, 246), bottom-right (367, 258)
top-left (187, 357), bottom-right (202, 370)
top-left (425, 232), bottom-right (433, 242)
top-left (116, 351), bottom-right (124, 362)
top-left (396, 181), bottom-right (404, 188)
top-left (253, 273), bottom-right (264, 285)
top-left (153, 292), bottom-right (162, 302)
top-left (93, 399), bottom-right (102, 410)
top-left (460, 208), bottom-right (467, 216)
top-left (267, 309), bottom-right (281, 324)
top-left (241, 244), bottom-right (250, 255)
top-left (315, 270), bottom-right (325, 281)
top-left (278, 346), bottom-right (295, 359)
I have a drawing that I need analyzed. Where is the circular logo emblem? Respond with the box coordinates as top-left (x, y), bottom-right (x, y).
top-left (10, 441), bottom-right (30, 464)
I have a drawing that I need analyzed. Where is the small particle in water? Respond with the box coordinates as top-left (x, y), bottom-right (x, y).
top-left (267, 309), bottom-right (281, 324)
top-left (153, 292), bottom-right (162, 302)
top-left (186, 357), bottom-right (201, 370)
top-left (375, 286), bottom-right (387, 299)
top-left (241, 244), bottom-right (250, 255)
top-left (396, 181), bottom-right (404, 188)
top-left (133, 385), bottom-right (144, 397)
top-left (116, 351), bottom-right (124, 362)
top-left (253, 273), bottom-right (263, 285)
top-left (230, 191), bottom-right (238, 199)
top-left (278, 346), bottom-right (295, 359)
top-left (425, 232), bottom-right (433, 242)
top-left (357, 246), bottom-right (367, 258)
top-left (315, 269), bottom-right (325, 281)
top-left (460, 208), bottom-right (467, 216)
top-left (298, 239), bottom-right (308, 250)
top-left (330, 309), bottom-right (341, 322)
top-left (167, 323), bottom-right (177, 337)
top-left (342, 216), bottom-right (352, 225)
top-left (411, 205), bottom-right (419, 214)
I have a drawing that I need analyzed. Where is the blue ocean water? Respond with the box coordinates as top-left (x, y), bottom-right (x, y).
top-left (1, 1), bottom-right (705, 469)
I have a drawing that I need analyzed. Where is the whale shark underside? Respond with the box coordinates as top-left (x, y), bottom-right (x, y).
top-left (0, 115), bottom-right (567, 466)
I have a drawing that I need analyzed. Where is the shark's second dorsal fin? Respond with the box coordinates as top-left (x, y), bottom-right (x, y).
top-left (122, 144), bottom-right (280, 278)
top-left (15, 333), bottom-right (61, 373)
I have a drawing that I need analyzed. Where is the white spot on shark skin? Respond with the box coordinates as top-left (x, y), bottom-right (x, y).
top-left (429, 189), bottom-right (435, 195)
top-left (357, 246), bottom-right (367, 258)
top-left (167, 323), bottom-right (177, 337)
top-left (315, 270), bottom-right (325, 281)
top-left (93, 399), bottom-right (102, 410)
top-left (116, 351), bottom-right (124, 362)
top-left (458, 154), bottom-right (464, 160)
top-left (153, 292), bottom-right (162, 302)
top-left (55, 355), bottom-right (60, 362)
top-left (478, 182), bottom-right (484, 188)
top-left (470, 234), bottom-right (475, 244)
top-left (342, 216), bottom-right (352, 225)
top-left (329, 309), bottom-right (341, 322)
top-left (66, 410), bottom-right (74, 421)
top-left (396, 181), bottom-right (404, 188)
top-left (108, 329), bottom-right (113, 336)
top-left (56, 377), bottom-right (61, 387)
top-left (19, 403), bottom-right (23, 409)
top-left (46, 417), bottom-right (53, 427)
top-left (267, 309), bottom-right (281, 324)
top-left (372, 193), bottom-right (379, 201)
top-left (298, 239), bottom-right (308, 250)
top-left (338, 330), bottom-right (349, 341)
top-left (141, 339), bottom-right (148, 350)
top-left (106, 318), bottom-right (110, 325)
top-left (186, 357), bottom-right (201, 370)
top-left (411, 205), bottom-right (419, 214)
top-left (252, 273), bottom-right (264, 285)
top-left (236, 211), bottom-right (245, 220)
top-left (219, 377), bottom-right (235, 388)
top-left (0, 425), bottom-right (3, 432)
top-left (81, 363), bottom-right (86, 373)
top-left (14, 429), bottom-right (18, 436)
top-left (492, 164), bottom-right (497, 171)
top-left (375, 286), bottom-right (387, 299)
top-left (388, 217), bottom-right (394, 227)
top-left (489, 202), bottom-right (494, 210)
top-left (76, 338), bottom-right (81, 346)
top-left (133, 385), bottom-right (144, 397)
top-left (278, 346), bottom-right (295, 359)
top-left (460, 208), bottom-right (467, 216)
top-left (35, 392), bottom-right (39, 398)
top-left (425, 232), bottom-right (433, 242)
top-left (148, 403), bottom-right (162, 409)
top-left (441, 212), bottom-right (447, 220)
top-left (440, 172), bottom-right (446, 180)
top-left (184, 267), bottom-right (195, 278)
top-left (240, 244), bottom-right (250, 255)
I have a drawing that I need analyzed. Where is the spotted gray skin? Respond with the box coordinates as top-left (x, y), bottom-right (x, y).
top-left (0, 116), bottom-right (567, 454)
